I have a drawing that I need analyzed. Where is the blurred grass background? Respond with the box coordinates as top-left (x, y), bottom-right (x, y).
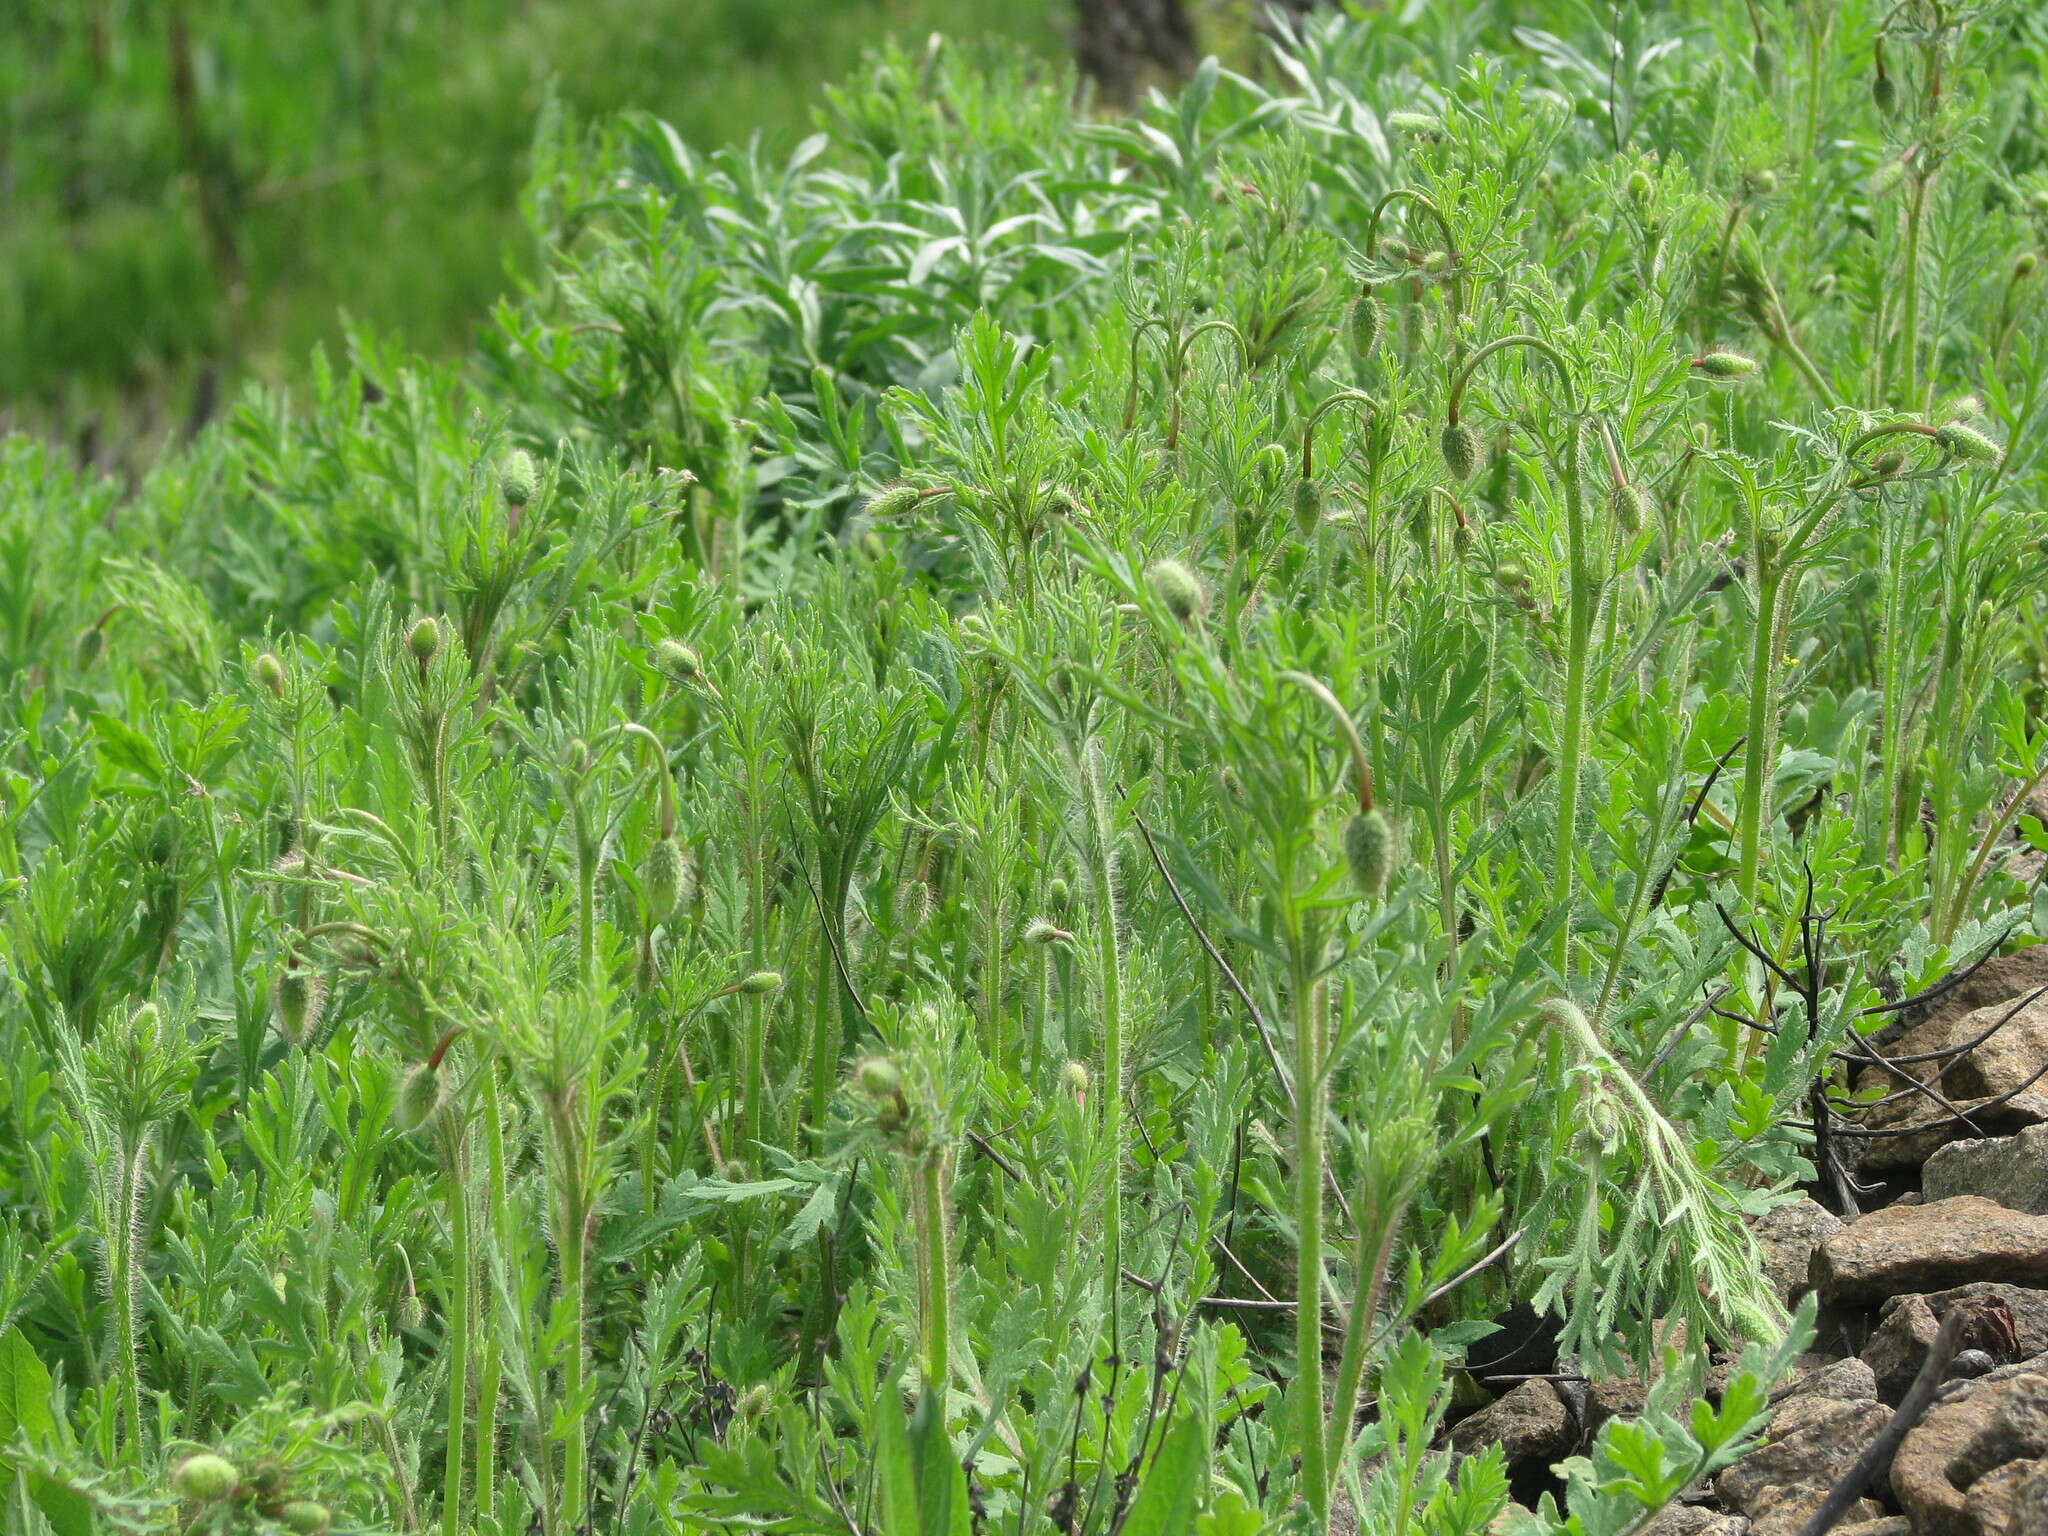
top-left (0, 0), bottom-right (1072, 452)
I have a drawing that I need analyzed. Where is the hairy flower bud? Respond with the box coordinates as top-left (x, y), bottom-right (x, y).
top-left (855, 1055), bottom-right (903, 1099)
top-left (1060, 1059), bottom-right (1090, 1104)
top-left (867, 483), bottom-right (923, 521)
top-left (500, 450), bottom-right (538, 509)
top-left (1022, 917), bottom-right (1072, 947)
top-left (1145, 558), bottom-right (1205, 622)
top-left (1292, 478), bottom-right (1323, 538)
top-left (253, 651), bottom-right (286, 698)
top-left (2017, 252), bottom-right (2040, 281)
top-left (172, 1454), bottom-right (239, 1503)
top-left (644, 836), bottom-right (692, 921)
top-left (279, 1503), bottom-right (332, 1536)
top-left (1934, 422), bottom-right (2001, 463)
top-left (1351, 289), bottom-right (1381, 356)
top-left (1691, 351), bottom-right (1759, 379)
top-left (1440, 420), bottom-right (1479, 481)
top-left (654, 639), bottom-right (701, 682)
top-left (395, 1063), bottom-right (443, 1136)
top-left (271, 967), bottom-right (325, 1048)
top-left (1610, 481), bottom-right (1653, 533)
top-left (738, 970), bottom-right (783, 995)
top-left (1752, 38), bottom-right (1778, 91)
top-left (407, 617), bottom-right (441, 665)
top-left (1342, 810), bottom-right (1396, 899)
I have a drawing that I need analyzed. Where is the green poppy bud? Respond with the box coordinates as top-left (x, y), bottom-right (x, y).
top-left (1292, 478), bottom-right (1323, 538)
top-left (1343, 810), bottom-right (1396, 899)
top-left (1610, 482), bottom-right (1653, 533)
top-left (1627, 168), bottom-right (1653, 203)
top-left (1060, 1060), bottom-right (1090, 1103)
top-left (1692, 351), bottom-right (1759, 378)
top-left (1022, 917), bottom-right (1072, 946)
top-left (279, 1503), bottom-right (332, 1536)
top-left (1868, 160), bottom-right (1906, 199)
top-left (2031, 190), bottom-right (2048, 216)
top-left (1748, 167), bottom-right (1778, 198)
top-left (407, 617), bottom-right (441, 665)
top-left (1440, 420), bottom-right (1479, 480)
top-left (1420, 249), bottom-right (1450, 275)
top-left (856, 1056), bottom-right (902, 1099)
top-left (73, 625), bottom-right (105, 671)
top-left (1934, 422), bottom-right (2001, 463)
top-left (394, 1063), bottom-right (443, 1136)
top-left (740, 1384), bottom-right (772, 1420)
top-left (1351, 289), bottom-right (1381, 356)
top-left (271, 968), bottom-right (324, 1048)
top-left (253, 651), bottom-right (286, 698)
top-left (500, 450), bottom-right (538, 509)
top-left (867, 483), bottom-right (924, 521)
top-left (172, 1454), bottom-right (239, 1503)
top-left (654, 639), bottom-right (701, 682)
top-left (1872, 450), bottom-right (1906, 477)
top-left (1047, 877), bottom-right (1071, 912)
top-left (1752, 39), bottom-right (1778, 91)
top-left (1386, 110), bottom-right (1442, 136)
top-left (2017, 252), bottom-right (2039, 281)
top-left (738, 970), bottom-right (783, 995)
top-left (1871, 71), bottom-right (1897, 117)
top-left (1144, 558), bottom-right (1205, 622)
top-left (644, 836), bottom-right (692, 921)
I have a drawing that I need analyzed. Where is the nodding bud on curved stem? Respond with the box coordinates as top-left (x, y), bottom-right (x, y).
top-left (1277, 670), bottom-right (1377, 814)
top-left (1446, 335), bottom-right (1583, 431)
top-left (1363, 188), bottom-right (1463, 273)
top-left (1298, 390), bottom-right (1381, 481)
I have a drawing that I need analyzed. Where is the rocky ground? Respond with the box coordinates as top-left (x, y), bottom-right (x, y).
top-left (1448, 942), bottom-right (2048, 1536)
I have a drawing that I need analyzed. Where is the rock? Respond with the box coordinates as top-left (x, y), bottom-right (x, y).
top-left (1813, 1200), bottom-right (2048, 1304)
top-left (1717, 1389), bottom-right (1892, 1536)
top-left (1853, 973), bottom-right (2048, 1175)
top-left (1451, 1378), bottom-right (1574, 1464)
top-left (1894, 1372), bottom-right (2048, 1536)
top-left (1864, 1289), bottom-right (2041, 1401)
top-left (1835, 1521), bottom-right (1913, 1536)
top-left (1968, 1456), bottom-right (2048, 1536)
top-left (1639, 1507), bottom-right (1749, 1536)
top-left (2013, 1462), bottom-right (2048, 1536)
top-left (1929, 1128), bottom-right (2048, 1215)
top-left (1854, 1096), bottom-right (2048, 1176)
top-left (1755, 1199), bottom-right (1846, 1305)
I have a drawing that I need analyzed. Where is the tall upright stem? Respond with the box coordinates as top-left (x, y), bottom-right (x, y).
top-left (1080, 743), bottom-right (1126, 1315)
top-left (918, 1155), bottom-right (951, 1398)
top-left (1737, 570), bottom-right (1784, 904)
top-left (1553, 434), bottom-right (1593, 972)
top-left (1291, 936), bottom-right (1329, 1529)
top-left (442, 1151), bottom-right (471, 1536)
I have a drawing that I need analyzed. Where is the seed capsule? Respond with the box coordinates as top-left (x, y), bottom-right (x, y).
top-left (394, 1063), bottom-right (443, 1136)
top-left (500, 450), bottom-right (538, 509)
top-left (1144, 558), bottom-right (1205, 622)
top-left (1343, 810), bottom-right (1396, 899)
top-left (1440, 420), bottom-right (1479, 480)
top-left (172, 1454), bottom-right (239, 1503)
top-left (407, 617), bottom-right (441, 665)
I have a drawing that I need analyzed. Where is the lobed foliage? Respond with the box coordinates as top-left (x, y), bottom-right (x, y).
top-left (2, 0), bottom-right (2047, 1532)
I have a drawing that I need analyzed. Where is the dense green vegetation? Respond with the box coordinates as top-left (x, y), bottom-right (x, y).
top-left (2, 0), bottom-right (2047, 1530)
top-left (0, 0), bottom-right (1060, 442)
